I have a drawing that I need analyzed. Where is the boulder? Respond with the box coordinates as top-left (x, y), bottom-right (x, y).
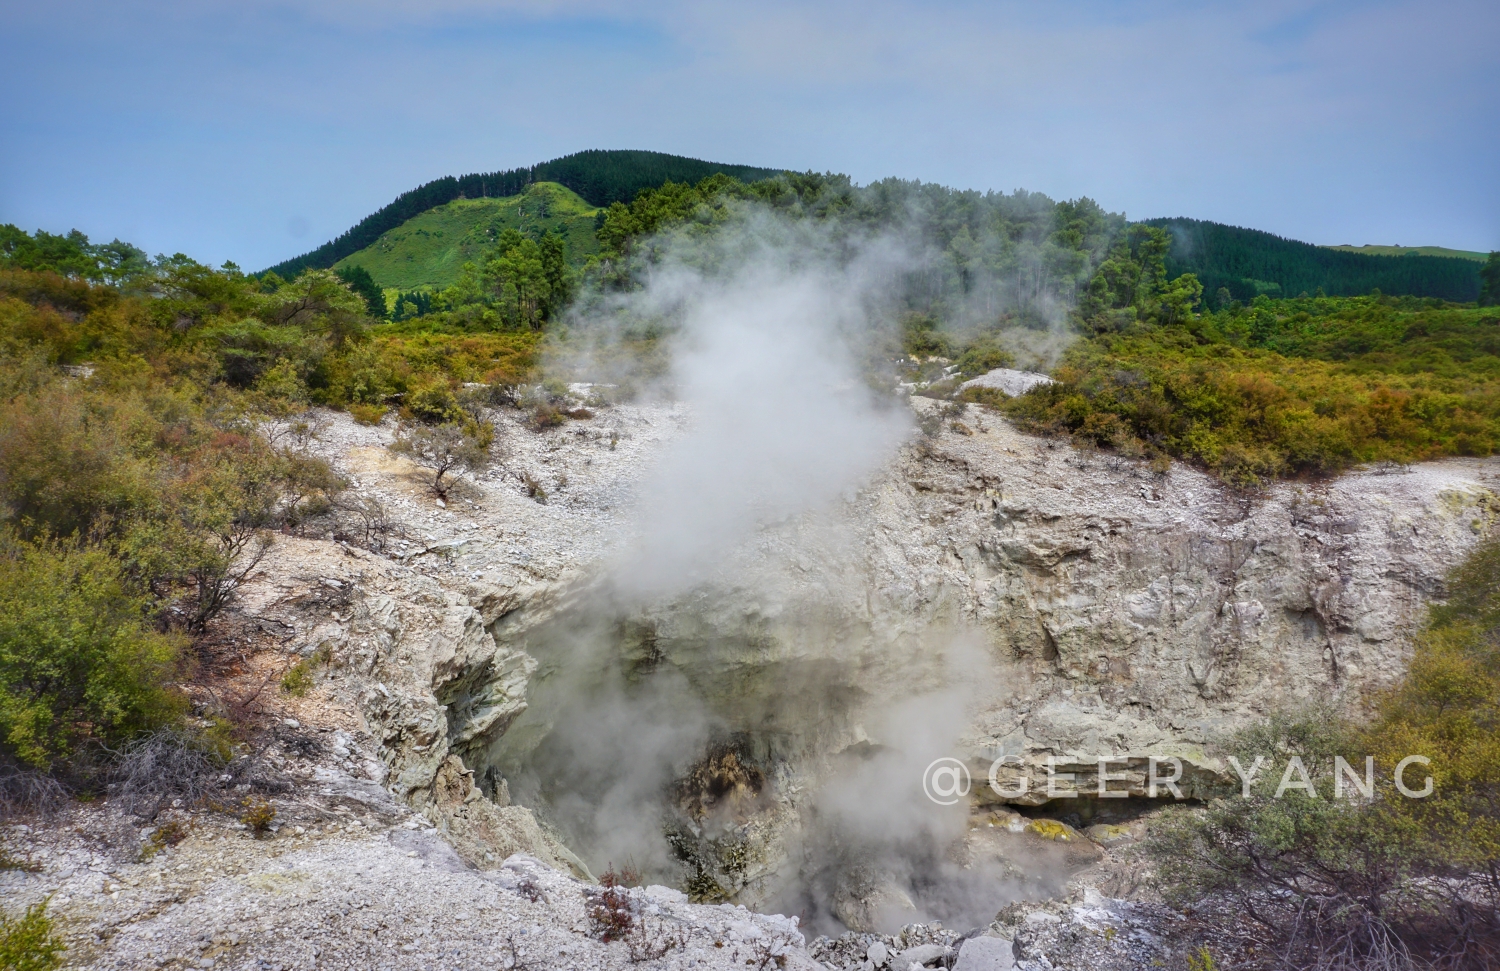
top-left (954, 935), bottom-right (1015, 970)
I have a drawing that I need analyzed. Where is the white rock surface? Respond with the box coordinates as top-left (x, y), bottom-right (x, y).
top-left (959, 368), bottom-right (1054, 396)
top-left (956, 935), bottom-right (1016, 970)
top-left (245, 398), bottom-right (1500, 907)
top-left (2, 804), bottom-right (818, 971)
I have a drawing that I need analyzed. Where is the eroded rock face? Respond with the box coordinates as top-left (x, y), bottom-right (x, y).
top-left (884, 402), bottom-right (1497, 795)
top-left (237, 401), bottom-right (1500, 919)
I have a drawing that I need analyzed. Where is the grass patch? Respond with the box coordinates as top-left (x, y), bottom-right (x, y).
top-left (331, 182), bottom-right (601, 290)
top-left (281, 644), bottom-right (330, 697)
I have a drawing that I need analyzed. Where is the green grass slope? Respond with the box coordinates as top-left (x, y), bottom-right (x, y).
top-left (333, 182), bottom-right (600, 291)
top-left (1326, 244), bottom-right (1488, 262)
top-left (264, 149), bottom-right (784, 279)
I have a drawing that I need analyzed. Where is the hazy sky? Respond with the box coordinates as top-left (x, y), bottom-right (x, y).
top-left (2, 0), bottom-right (1496, 269)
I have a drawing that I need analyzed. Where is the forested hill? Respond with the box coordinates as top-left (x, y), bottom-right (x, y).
top-left (264, 150), bottom-right (784, 279)
top-left (1146, 216), bottom-right (1482, 305)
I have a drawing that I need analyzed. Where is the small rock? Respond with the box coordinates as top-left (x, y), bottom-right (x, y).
top-left (893, 943), bottom-right (949, 968)
top-left (954, 936), bottom-right (1015, 971)
top-left (867, 941), bottom-right (889, 965)
top-left (1085, 823), bottom-right (1136, 847)
top-left (283, 718), bottom-right (300, 729)
top-left (1025, 819), bottom-right (1079, 842)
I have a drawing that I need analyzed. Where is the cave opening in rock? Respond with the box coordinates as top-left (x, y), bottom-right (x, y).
top-left (462, 593), bottom-right (1085, 936)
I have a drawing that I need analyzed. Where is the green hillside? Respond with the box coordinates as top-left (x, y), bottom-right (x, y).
top-left (273, 146), bottom-right (1490, 308)
top-left (1326, 244), bottom-right (1488, 262)
top-left (333, 182), bottom-right (599, 291)
top-left (264, 149), bottom-right (784, 279)
top-left (1144, 217), bottom-right (1482, 306)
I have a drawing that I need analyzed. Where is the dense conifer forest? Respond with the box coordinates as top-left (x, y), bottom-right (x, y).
top-left (1146, 216), bottom-right (1482, 304)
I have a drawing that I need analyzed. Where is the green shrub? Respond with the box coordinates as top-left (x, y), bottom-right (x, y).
top-left (280, 645), bottom-right (328, 697)
top-left (1145, 711), bottom-right (1435, 966)
top-left (1368, 536), bottom-right (1500, 878)
top-left (241, 797), bottom-right (275, 835)
top-left (900, 312), bottom-right (952, 358)
top-left (0, 530), bottom-right (184, 769)
top-left (404, 382), bottom-right (464, 424)
top-left (280, 659), bottom-right (315, 697)
top-left (348, 402), bottom-right (387, 425)
top-left (0, 900), bottom-right (63, 971)
top-left (143, 818), bottom-right (189, 858)
top-left (954, 341), bottom-right (1014, 377)
top-left (1185, 947), bottom-right (1217, 971)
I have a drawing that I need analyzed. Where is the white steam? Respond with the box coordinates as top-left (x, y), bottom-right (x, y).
top-left (493, 205), bottom-right (1048, 934)
top-left (604, 228), bottom-right (913, 597)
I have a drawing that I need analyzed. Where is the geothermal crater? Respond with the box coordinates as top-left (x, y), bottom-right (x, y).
top-left (239, 392), bottom-right (1500, 936)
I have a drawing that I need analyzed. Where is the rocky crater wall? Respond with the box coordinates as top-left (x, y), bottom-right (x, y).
top-left (240, 401), bottom-right (1500, 923)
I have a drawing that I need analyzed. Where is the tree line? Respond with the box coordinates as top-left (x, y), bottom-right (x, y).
top-left (1146, 216), bottom-right (1484, 305)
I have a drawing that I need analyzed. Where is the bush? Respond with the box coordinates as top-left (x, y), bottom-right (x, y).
top-left (954, 341), bottom-right (1015, 378)
top-left (241, 797), bottom-right (275, 835)
top-left (107, 727), bottom-right (226, 818)
top-left (528, 402), bottom-right (568, 431)
top-left (348, 402), bottom-right (387, 425)
top-left (1147, 713), bottom-right (1422, 967)
top-left (0, 531), bottom-right (184, 770)
top-left (0, 901), bottom-right (63, 971)
top-left (280, 658), bottom-right (315, 697)
top-left (144, 818), bottom-right (189, 857)
top-left (280, 644), bottom-right (329, 698)
top-left (1367, 535), bottom-right (1500, 892)
top-left (404, 382), bottom-right (464, 424)
top-left (587, 865), bottom-right (637, 943)
top-left (0, 762), bottom-right (68, 818)
top-left (390, 420), bottom-right (495, 499)
top-left (0, 367), bottom-right (343, 634)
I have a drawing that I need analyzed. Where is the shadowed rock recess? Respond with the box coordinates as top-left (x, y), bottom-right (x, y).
top-left (8, 396), bottom-right (1495, 969)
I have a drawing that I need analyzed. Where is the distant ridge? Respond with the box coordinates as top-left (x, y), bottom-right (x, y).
top-left (266, 151), bottom-right (1487, 304)
top-left (263, 150), bottom-right (784, 278)
top-left (1144, 217), bottom-right (1483, 305)
top-left (1326, 244), bottom-right (1487, 262)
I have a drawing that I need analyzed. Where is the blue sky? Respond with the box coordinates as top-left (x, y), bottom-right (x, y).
top-left (2, 0), bottom-right (1496, 269)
